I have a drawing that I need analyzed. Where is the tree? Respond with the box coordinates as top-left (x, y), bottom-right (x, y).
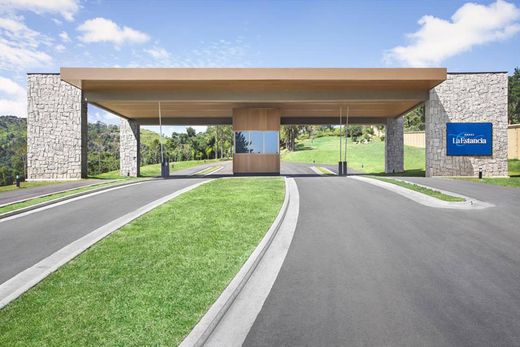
top-left (403, 105), bottom-right (425, 131)
top-left (280, 125), bottom-right (302, 151)
top-left (509, 68), bottom-right (520, 124)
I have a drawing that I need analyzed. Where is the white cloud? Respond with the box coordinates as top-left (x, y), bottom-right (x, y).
top-left (0, 17), bottom-right (52, 70)
top-left (77, 17), bottom-right (150, 46)
top-left (385, 0), bottom-right (520, 67)
top-left (87, 104), bottom-right (120, 125)
top-left (56, 44), bottom-right (65, 52)
top-left (145, 46), bottom-right (170, 60)
top-left (59, 30), bottom-right (69, 42)
top-left (0, 76), bottom-right (26, 117)
top-left (140, 38), bottom-right (252, 67)
top-left (0, 0), bottom-right (80, 21)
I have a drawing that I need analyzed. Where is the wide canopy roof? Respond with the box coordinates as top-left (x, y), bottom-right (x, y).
top-left (61, 67), bottom-right (446, 125)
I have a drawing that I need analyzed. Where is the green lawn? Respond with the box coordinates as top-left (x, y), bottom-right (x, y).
top-left (282, 136), bottom-right (425, 176)
top-left (372, 177), bottom-right (465, 202)
top-left (94, 159), bottom-right (224, 179)
top-left (0, 180), bottom-right (136, 215)
top-left (459, 159), bottom-right (520, 188)
top-left (0, 180), bottom-right (70, 193)
top-left (509, 159), bottom-right (520, 176)
top-left (0, 177), bottom-right (285, 346)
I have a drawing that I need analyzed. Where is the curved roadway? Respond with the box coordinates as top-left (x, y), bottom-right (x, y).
top-left (245, 165), bottom-right (520, 347)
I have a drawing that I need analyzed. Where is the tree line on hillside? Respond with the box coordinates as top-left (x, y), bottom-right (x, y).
top-left (87, 123), bottom-right (235, 176)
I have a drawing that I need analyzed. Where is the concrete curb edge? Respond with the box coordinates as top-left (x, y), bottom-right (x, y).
top-left (0, 178), bottom-right (154, 221)
top-left (180, 176), bottom-right (292, 347)
top-left (0, 179), bottom-right (211, 310)
top-left (0, 179), bottom-right (119, 209)
top-left (350, 176), bottom-right (494, 210)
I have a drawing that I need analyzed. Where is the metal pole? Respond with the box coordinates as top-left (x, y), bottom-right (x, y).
top-left (158, 102), bottom-right (165, 176)
top-left (215, 126), bottom-right (218, 160)
top-left (344, 105), bottom-right (349, 175)
top-left (345, 106), bottom-right (349, 162)
top-left (338, 106), bottom-right (343, 175)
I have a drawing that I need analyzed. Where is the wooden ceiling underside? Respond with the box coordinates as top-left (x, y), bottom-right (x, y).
top-left (61, 67), bottom-right (446, 122)
top-left (96, 101), bottom-right (420, 119)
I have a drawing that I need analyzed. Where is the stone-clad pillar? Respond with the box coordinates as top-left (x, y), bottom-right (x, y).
top-left (120, 118), bottom-right (140, 177)
top-left (385, 116), bottom-right (404, 174)
top-left (27, 73), bottom-right (87, 180)
top-left (425, 73), bottom-right (508, 177)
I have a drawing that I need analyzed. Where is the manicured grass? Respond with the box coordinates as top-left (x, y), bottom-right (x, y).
top-left (93, 159), bottom-right (224, 179)
top-left (0, 178), bottom-right (285, 346)
top-left (372, 177), bottom-right (465, 202)
top-left (509, 159), bottom-right (520, 176)
top-left (461, 176), bottom-right (520, 188)
top-left (282, 136), bottom-right (425, 176)
top-left (0, 180), bottom-right (135, 215)
top-left (0, 180), bottom-right (69, 193)
top-left (457, 159), bottom-right (520, 188)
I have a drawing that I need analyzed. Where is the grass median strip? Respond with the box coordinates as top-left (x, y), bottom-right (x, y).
top-left (0, 177), bottom-right (285, 346)
top-left (372, 177), bottom-right (465, 202)
top-left (0, 179), bottom-right (138, 215)
top-left (0, 181), bottom-right (71, 193)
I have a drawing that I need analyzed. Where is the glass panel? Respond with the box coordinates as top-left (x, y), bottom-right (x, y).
top-left (264, 131), bottom-right (279, 154)
top-left (235, 131), bottom-right (250, 153)
top-left (249, 131), bottom-right (263, 154)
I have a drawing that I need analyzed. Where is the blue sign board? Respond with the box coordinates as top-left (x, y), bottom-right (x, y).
top-left (446, 122), bottom-right (492, 156)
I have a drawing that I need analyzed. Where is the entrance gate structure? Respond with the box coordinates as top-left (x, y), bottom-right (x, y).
top-left (26, 68), bottom-right (509, 179)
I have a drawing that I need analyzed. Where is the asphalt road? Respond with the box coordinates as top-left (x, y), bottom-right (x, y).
top-left (245, 172), bottom-right (520, 346)
top-left (0, 177), bottom-right (206, 285)
top-left (0, 179), bottom-right (103, 206)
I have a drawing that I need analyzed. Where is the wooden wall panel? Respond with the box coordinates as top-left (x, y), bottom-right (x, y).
top-left (233, 154), bottom-right (280, 174)
top-left (232, 108), bottom-right (280, 131)
top-left (232, 107), bottom-right (281, 174)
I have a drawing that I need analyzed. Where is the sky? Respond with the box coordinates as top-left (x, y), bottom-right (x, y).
top-left (1, 0), bottom-right (519, 135)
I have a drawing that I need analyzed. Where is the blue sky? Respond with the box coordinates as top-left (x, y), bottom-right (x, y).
top-left (1, 0), bottom-right (519, 135)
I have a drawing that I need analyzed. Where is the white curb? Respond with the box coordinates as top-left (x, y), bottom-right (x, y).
top-left (180, 177), bottom-right (298, 347)
top-left (0, 179), bottom-right (211, 310)
top-left (0, 180), bottom-right (119, 209)
top-left (350, 176), bottom-right (493, 210)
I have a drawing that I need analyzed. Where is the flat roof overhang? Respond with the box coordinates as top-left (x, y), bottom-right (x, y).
top-left (61, 68), bottom-right (447, 125)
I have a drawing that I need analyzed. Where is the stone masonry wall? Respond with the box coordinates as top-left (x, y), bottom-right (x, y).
top-left (385, 116), bottom-right (404, 173)
top-left (120, 118), bottom-right (140, 177)
top-left (27, 74), bottom-right (87, 180)
top-left (425, 73), bottom-right (508, 177)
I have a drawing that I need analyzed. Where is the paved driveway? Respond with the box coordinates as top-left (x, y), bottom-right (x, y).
top-left (0, 177), bottom-right (206, 285)
top-left (245, 175), bottom-right (520, 346)
top-left (0, 179), bottom-right (103, 206)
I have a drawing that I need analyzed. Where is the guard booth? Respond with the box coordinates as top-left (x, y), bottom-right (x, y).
top-left (26, 68), bottom-right (510, 180)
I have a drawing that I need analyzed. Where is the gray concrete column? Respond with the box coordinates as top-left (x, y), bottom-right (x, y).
top-left (385, 116), bottom-right (404, 174)
top-left (120, 118), bottom-right (140, 177)
top-left (425, 73), bottom-right (508, 177)
top-left (27, 73), bottom-right (87, 180)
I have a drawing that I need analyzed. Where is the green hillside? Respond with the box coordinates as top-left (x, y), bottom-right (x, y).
top-left (282, 136), bottom-right (426, 176)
